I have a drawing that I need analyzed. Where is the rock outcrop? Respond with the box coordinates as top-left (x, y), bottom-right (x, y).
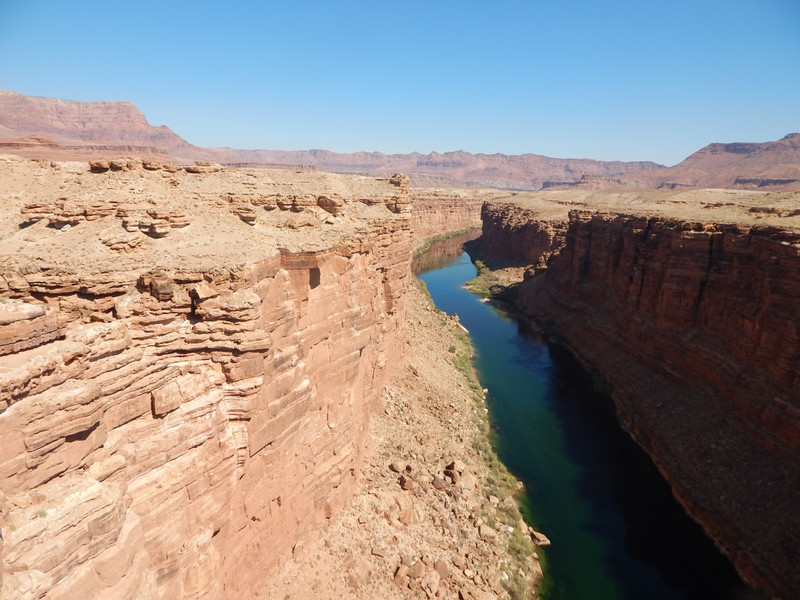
top-left (0, 156), bottom-right (412, 599)
top-left (263, 283), bottom-right (542, 600)
top-left (476, 191), bottom-right (800, 599)
top-left (624, 133), bottom-right (800, 191)
top-left (477, 201), bottom-right (568, 269)
top-left (0, 89), bottom-right (195, 157)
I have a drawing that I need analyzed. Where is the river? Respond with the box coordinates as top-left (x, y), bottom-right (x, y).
top-left (414, 235), bottom-right (750, 600)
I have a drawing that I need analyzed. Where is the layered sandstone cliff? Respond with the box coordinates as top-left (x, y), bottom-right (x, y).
top-left (410, 188), bottom-right (497, 245)
top-left (645, 133), bottom-right (800, 190)
top-left (476, 191), bottom-right (800, 599)
top-left (0, 157), bottom-right (412, 599)
top-left (477, 201), bottom-right (568, 269)
top-left (0, 90), bottom-right (196, 157)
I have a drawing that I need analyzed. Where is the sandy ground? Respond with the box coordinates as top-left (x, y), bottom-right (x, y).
top-left (263, 283), bottom-right (542, 600)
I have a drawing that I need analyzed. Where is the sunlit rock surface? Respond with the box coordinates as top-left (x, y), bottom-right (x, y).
top-left (0, 156), bottom-right (411, 599)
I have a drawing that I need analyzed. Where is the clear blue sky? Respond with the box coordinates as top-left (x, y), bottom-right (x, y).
top-left (1, 0), bottom-right (798, 165)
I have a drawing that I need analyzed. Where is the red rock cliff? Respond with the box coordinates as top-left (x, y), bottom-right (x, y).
top-left (410, 188), bottom-right (492, 245)
top-left (0, 158), bottom-right (411, 599)
top-left (476, 201), bottom-right (568, 268)
top-left (479, 199), bottom-right (800, 599)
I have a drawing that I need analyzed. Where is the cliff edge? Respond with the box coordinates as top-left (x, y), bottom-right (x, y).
top-left (0, 156), bottom-right (411, 599)
top-left (474, 189), bottom-right (800, 599)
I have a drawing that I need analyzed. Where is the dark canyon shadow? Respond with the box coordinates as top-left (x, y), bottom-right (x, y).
top-left (525, 329), bottom-right (752, 600)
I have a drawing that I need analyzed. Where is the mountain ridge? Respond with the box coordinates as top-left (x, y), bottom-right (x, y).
top-left (1, 89), bottom-right (797, 190)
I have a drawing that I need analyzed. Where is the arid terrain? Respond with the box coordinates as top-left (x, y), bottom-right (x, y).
top-left (1, 87), bottom-right (799, 600)
top-left (0, 154), bottom-right (539, 599)
top-left (5, 89), bottom-right (798, 191)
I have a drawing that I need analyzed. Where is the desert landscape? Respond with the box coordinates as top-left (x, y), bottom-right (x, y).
top-left (0, 150), bottom-right (542, 599)
top-left (0, 87), bottom-right (798, 600)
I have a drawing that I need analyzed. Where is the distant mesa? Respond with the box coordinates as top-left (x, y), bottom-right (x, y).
top-left (650, 131), bottom-right (800, 190)
top-left (0, 89), bottom-right (798, 190)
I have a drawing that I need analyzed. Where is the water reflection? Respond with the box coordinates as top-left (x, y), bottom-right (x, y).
top-left (412, 230), bottom-right (481, 275)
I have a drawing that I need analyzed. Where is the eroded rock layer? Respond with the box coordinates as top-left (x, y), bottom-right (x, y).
top-left (478, 193), bottom-right (800, 599)
top-left (477, 201), bottom-right (568, 269)
top-left (0, 157), bottom-right (411, 599)
top-left (409, 188), bottom-right (493, 244)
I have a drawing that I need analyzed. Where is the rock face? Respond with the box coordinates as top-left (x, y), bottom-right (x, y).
top-left (263, 283), bottom-right (540, 600)
top-left (477, 201), bottom-right (568, 269)
top-left (0, 89), bottom-right (194, 156)
top-left (411, 230), bottom-right (482, 275)
top-left (0, 157), bottom-right (412, 599)
top-left (627, 133), bottom-right (800, 191)
top-left (410, 188), bottom-right (496, 244)
top-left (478, 193), bottom-right (800, 599)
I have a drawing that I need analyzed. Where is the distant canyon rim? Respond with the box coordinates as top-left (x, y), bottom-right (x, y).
top-left (1, 89), bottom-right (799, 191)
top-left (0, 90), bottom-right (798, 600)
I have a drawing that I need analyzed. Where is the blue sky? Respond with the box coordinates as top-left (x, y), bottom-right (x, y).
top-left (1, 0), bottom-right (798, 165)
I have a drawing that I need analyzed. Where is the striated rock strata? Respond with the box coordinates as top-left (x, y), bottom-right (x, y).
top-left (409, 188), bottom-right (501, 245)
top-left (0, 157), bottom-right (412, 599)
top-left (477, 192), bottom-right (800, 599)
top-left (263, 283), bottom-right (543, 600)
top-left (477, 201), bottom-right (568, 269)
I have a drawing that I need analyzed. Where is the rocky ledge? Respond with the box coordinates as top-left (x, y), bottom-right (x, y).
top-left (0, 156), bottom-right (412, 599)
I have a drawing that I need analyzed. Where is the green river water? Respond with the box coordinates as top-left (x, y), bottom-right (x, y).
top-left (415, 240), bottom-right (749, 600)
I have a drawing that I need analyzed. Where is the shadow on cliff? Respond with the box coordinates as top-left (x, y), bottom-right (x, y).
top-left (457, 245), bottom-right (755, 599)
top-left (541, 340), bottom-right (755, 600)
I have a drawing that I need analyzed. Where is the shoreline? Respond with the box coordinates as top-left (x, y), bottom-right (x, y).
top-left (265, 269), bottom-right (543, 600)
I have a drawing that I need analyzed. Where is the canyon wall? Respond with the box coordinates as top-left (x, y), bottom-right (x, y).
top-left (409, 188), bottom-right (491, 245)
top-left (478, 198), bottom-right (800, 599)
top-left (477, 202), bottom-right (568, 269)
top-left (0, 158), bottom-right (411, 599)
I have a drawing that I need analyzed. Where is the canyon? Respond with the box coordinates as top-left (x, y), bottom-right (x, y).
top-left (1, 154), bottom-right (799, 600)
top-left (471, 190), bottom-right (800, 599)
top-left (409, 187), bottom-right (489, 244)
top-left (0, 155), bottom-right (540, 600)
top-left (2, 89), bottom-right (800, 600)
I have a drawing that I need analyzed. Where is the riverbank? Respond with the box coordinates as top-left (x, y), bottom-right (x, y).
top-left (265, 277), bottom-right (543, 599)
top-left (467, 192), bottom-right (800, 598)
